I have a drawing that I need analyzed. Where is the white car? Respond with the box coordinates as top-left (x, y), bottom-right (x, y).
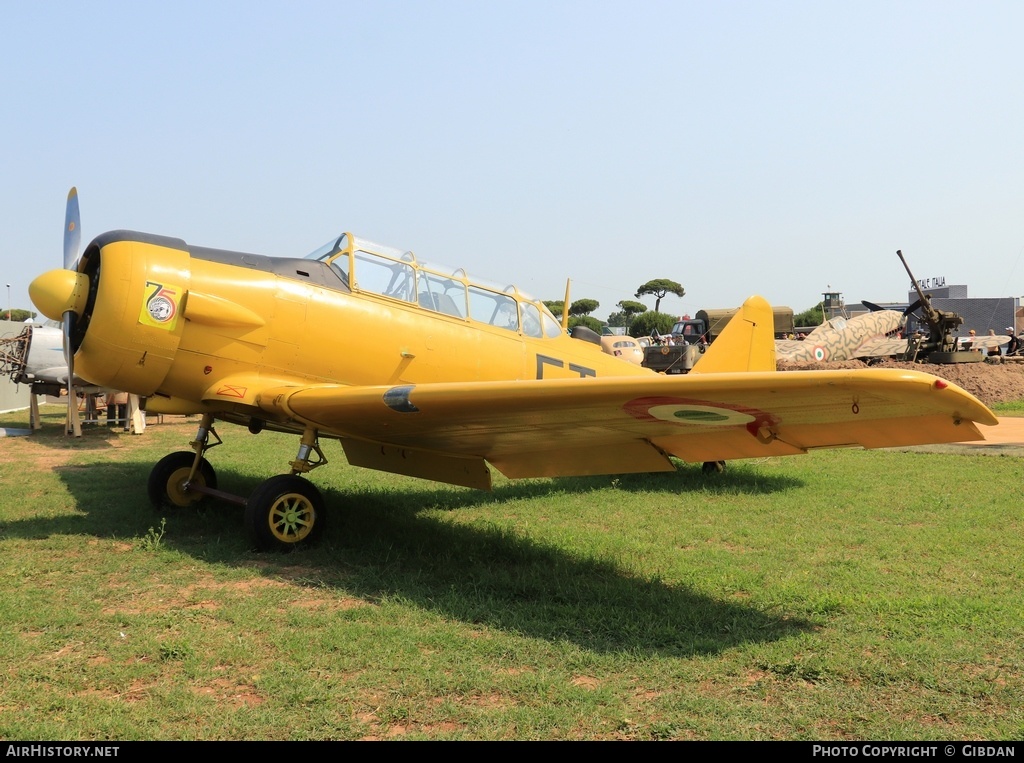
top-left (600, 335), bottom-right (645, 366)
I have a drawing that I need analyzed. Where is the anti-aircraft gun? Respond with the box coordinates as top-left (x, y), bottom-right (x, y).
top-left (896, 249), bottom-right (981, 364)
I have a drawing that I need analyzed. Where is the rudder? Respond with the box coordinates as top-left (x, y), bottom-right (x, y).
top-left (689, 295), bottom-right (777, 374)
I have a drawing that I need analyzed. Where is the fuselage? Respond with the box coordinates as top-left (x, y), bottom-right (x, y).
top-left (777, 311), bottom-right (903, 362)
top-left (31, 230), bottom-right (651, 426)
top-left (18, 324), bottom-right (68, 385)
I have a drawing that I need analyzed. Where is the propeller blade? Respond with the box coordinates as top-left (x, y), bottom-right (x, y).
top-left (62, 310), bottom-right (80, 435)
top-left (62, 187), bottom-right (83, 435)
top-left (62, 312), bottom-right (76, 387)
top-left (904, 299), bottom-right (922, 316)
top-left (63, 187), bottom-right (81, 270)
top-left (861, 300), bottom-right (885, 312)
top-left (62, 312), bottom-right (75, 373)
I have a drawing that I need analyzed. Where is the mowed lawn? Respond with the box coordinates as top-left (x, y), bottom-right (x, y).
top-left (0, 405), bottom-right (1021, 740)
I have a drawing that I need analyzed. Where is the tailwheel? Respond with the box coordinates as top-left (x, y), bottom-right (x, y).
top-left (701, 460), bottom-right (726, 474)
top-left (148, 451), bottom-right (218, 508)
top-left (244, 474), bottom-right (325, 552)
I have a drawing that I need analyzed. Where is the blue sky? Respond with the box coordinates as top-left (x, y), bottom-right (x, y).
top-left (3, 1), bottom-right (1023, 321)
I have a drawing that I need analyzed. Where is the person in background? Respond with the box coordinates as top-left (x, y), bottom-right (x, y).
top-left (1005, 327), bottom-right (1021, 356)
top-left (987, 329), bottom-right (1002, 357)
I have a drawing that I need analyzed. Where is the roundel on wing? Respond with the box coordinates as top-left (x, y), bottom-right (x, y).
top-left (813, 345), bottom-right (827, 361)
top-left (646, 403), bottom-right (755, 426)
top-left (624, 396), bottom-right (772, 428)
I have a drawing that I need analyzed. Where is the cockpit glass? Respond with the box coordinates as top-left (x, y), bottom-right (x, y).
top-left (541, 311), bottom-right (563, 338)
top-left (418, 269), bottom-right (468, 317)
top-left (354, 250), bottom-right (416, 303)
top-left (520, 302), bottom-right (543, 338)
top-left (469, 286), bottom-right (519, 332)
top-left (304, 233), bottom-right (349, 261)
top-left (300, 232), bottom-right (562, 339)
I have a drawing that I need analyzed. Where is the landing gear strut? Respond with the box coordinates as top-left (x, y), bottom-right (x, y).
top-left (243, 426), bottom-right (328, 551)
top-left (147, 414), bottom-right (222, 508)
top-left (148, 450), bottom-right (218, 508)
top-left (145, 416), bottom-right (329, 552)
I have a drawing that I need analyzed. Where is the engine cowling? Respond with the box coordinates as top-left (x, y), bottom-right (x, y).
top-left (30, 231), bottom-right (191, 396)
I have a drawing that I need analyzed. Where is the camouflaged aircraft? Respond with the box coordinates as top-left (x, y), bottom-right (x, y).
top-left (775, 310), bottom-right (906, 362)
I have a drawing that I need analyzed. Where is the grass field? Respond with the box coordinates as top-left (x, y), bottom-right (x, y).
top-left (1, 404), bottom-right (1021, 740)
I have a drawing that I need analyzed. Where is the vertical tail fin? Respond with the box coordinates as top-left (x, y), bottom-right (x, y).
top-left (689, 295), bottom-right (777, 374)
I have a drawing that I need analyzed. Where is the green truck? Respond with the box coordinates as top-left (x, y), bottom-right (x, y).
top-left (641, 306), bottom-right (794, 373)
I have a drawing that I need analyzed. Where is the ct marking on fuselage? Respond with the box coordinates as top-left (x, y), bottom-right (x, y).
top-left (536, 354), bottom-right (596, 379)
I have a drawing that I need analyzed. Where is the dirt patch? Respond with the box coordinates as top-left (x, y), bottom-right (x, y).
top-left (778, 357), bottom-right (1024, 406)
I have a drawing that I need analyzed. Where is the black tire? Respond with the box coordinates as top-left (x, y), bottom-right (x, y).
top-left (701, 460), bottom-right (726, 474)
top-left (148, 451), bottom-right (217, 508)
top-left (244, 475), bottom-right (325, 552)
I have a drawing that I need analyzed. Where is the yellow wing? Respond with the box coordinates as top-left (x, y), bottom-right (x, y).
top-left (255, 369), bottom-right (996, 489)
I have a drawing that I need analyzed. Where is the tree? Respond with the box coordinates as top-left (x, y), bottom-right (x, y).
top-left (605, 299), bottom-right (648, 328)
top-left (618, 299), bottom-right (648, 317)
top-left (794, 304), bottom-right (825, 327)
top-left (568, 298), bottom-right (599, 317)
top-left (3, 308), bottom-right (35, 323)
top-left (543, 298), bottom-right (600, 325)
top-left (635, 279), bottom-right (685, 313)
top-left (628, 311), bottom-right (676, 338)
top-left (568, 315), bottom-right (604, 334)
top-left (542, 300), bottom-right (564, 318)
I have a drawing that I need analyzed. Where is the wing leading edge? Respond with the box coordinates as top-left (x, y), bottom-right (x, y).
top-left (256, 369), bottom-right (997, 488)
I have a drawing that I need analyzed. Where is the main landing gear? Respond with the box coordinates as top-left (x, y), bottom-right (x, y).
top-left (701, 460), bottom-right (726, 474)
top-left (147, 414), bottom-right (328, 552)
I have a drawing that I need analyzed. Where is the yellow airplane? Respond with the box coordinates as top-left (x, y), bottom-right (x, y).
top-left (29, 190), bottom-right (998, 551)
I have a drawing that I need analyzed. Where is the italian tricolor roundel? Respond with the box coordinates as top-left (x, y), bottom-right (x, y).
top-left (623, 396), bottom-right (774, 430)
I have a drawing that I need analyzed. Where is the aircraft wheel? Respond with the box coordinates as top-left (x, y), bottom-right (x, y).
top-left (148, 451), bottom-right (217, 508)
top-left (244, 475), bottom-right (325, 552)
top-left (701, 460), bottom-right (726, 474)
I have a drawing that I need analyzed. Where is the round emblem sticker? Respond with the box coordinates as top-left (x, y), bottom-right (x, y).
top-left (148, 295), bottom-right (175, 323)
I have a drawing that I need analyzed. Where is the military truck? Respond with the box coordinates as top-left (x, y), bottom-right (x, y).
top-left (641, 306), bottom-right (794, 373)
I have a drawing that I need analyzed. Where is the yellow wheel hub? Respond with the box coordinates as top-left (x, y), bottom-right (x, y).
top-left (268, 494), bottom-right (315, 543)
top-left (167, 467), bottom-right (203, 506)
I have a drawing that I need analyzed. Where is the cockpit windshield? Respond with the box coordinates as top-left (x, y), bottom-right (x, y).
top-left (304, 233), bottom-right (349, 263)
top-left (304, 232), bottom-right (563, 338)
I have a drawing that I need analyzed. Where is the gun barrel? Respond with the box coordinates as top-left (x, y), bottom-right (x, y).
top-left (896, 249), bottom-right (930, 306)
